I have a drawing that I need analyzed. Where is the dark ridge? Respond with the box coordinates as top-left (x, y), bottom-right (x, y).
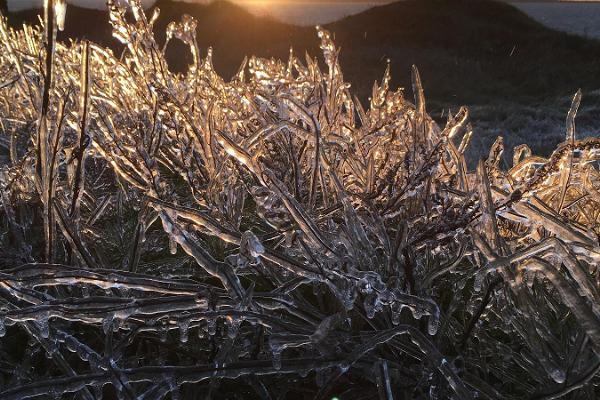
top-left (328, 0), bottom-right (600, 105)
top-left (3, 0), bottom-right (600, 108)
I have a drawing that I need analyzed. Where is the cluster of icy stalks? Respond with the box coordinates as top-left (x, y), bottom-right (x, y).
top-left (1, 0), bottom-right (600, 398)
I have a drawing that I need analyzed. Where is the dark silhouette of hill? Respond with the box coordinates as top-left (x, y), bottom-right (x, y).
top-left (4, 0), bottom-right (600, 113)
top-left (330, 0), bottom-right (600, 103)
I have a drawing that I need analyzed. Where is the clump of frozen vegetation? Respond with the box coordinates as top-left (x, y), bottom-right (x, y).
top-left (1, 1), bottom-right (600, 398)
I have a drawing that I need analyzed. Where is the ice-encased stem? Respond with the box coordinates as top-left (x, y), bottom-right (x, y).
top-left (37, 0), bottom-right (57, 263)
top-left (69, 41), bottom-right (91, 224)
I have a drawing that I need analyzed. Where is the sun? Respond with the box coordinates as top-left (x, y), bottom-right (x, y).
top-left (235, 0), bottom-right (281, 15)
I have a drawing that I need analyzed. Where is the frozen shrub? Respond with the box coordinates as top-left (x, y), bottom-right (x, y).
top-left (1, 1), bottom-right (600, 398)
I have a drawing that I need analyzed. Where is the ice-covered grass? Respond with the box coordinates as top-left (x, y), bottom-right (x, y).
top-left (1, 1), bottom-right (600, 398)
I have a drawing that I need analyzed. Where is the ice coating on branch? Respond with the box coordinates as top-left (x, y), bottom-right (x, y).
top-left (240, 230), bottom-right (264, 259)
top-left (0, 1), bottom-right (600, 398)
top-left (36, 313), bottom-right (50, 339)
top-left (54, 0), bottom-right (67, 32)
top-left (178, 318), bottom-right (190, 343)
top-left (207, 318), bottom-right (217, 336)
top-left (169, 237), bottom-right (177, 255)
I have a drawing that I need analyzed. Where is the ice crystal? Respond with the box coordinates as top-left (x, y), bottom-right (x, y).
top-left (0, 1), bottom-right (599, 398)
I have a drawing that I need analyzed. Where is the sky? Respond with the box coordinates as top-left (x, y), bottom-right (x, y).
top-left (7, 0), bottom-right (394, 24)
top-left (8, 0), bottom-right (600, 26)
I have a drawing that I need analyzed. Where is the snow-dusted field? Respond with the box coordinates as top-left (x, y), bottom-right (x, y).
top-left (512, 2), bottom-right (600, 39)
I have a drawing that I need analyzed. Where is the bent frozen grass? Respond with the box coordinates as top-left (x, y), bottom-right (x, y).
top-left (1, 0), bottom-right (600, 398)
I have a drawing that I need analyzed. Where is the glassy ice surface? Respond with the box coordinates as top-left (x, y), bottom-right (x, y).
top-left (1, 0), bottom-right (600, 398)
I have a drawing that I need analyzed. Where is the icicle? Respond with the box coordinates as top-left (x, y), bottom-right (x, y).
top-left (226, 316), bottom-right (241, 339)
top-left (513, 144), bottom-right (532, 167)
top-left (270, 339), bottom-right (282, 370)
top-left (169, 236), bottom-right (178, 255)
top-left (550, 369), bottom-right (566, 384)
top-left (54, 0), bottom-right (67, 32)
top-left (427, 311), bottom-right (440, 336)
top-left (178, 318), bottom-right (190, 343)
top-left (169, 378), bottom-right (181, 400)
top-left (364, 293), bottom-right (382, 319)
top-left (103, 314), bottom-right (114, 334)
top-left (160, 325), bottom-right (168, 343)
top-left (240, 230), bottom-right (264, 259)
top-left (566, 89), bottom-right (582, 143)
top-left (38, 314), bottom-right (50, 339)
top-left (207, 318), bottom-right (217, 336)
top-left (391, 308), bottom-right (401, 326)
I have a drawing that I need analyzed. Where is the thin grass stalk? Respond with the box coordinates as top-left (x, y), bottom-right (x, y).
top-left (46, 92), bottom-right (69, 263)
top-left (36, 0), bottom-right (56, 263)
top-left (69, 41), bottom-right (91, 225)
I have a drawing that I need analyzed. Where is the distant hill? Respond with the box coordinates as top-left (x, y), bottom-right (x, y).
top-left (4, 0), bottom-right (600, 104)
top-left (4, 0), bottom-right (600, 160)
